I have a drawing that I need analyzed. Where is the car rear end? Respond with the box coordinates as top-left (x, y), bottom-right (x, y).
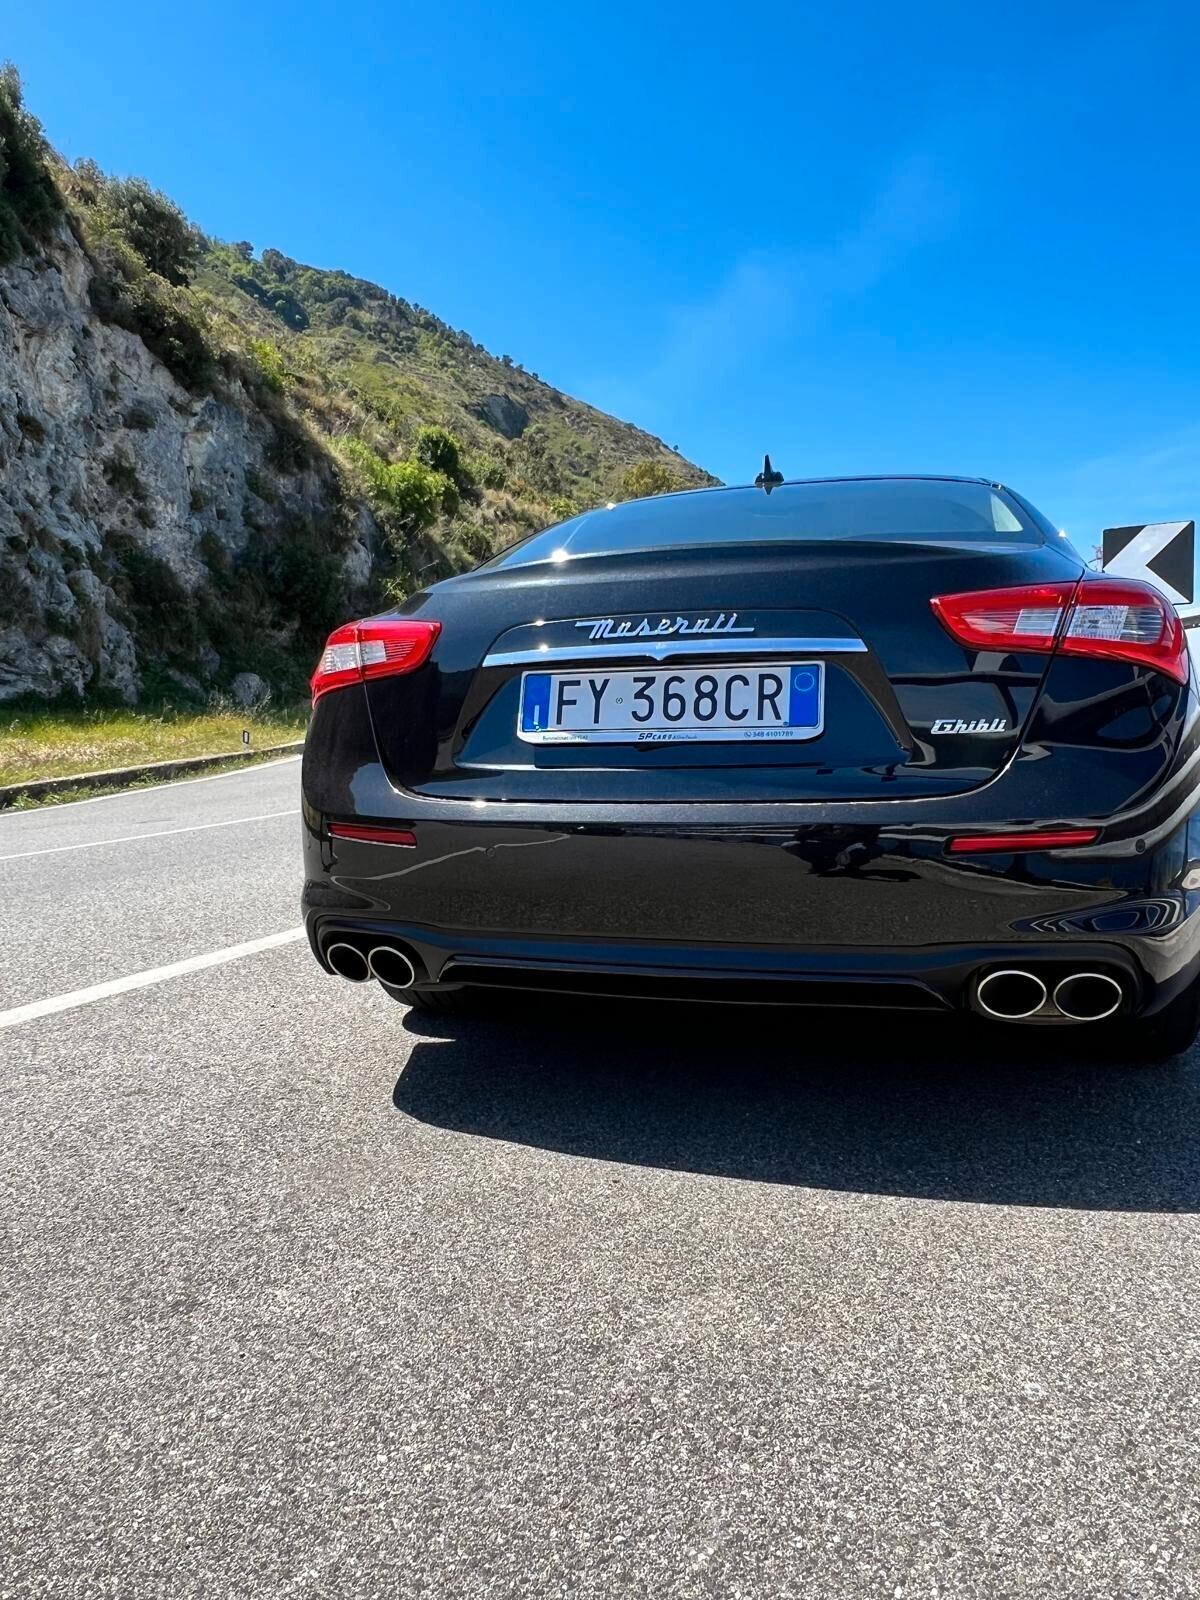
top-left (301, 476), bottom-right (1200, 1047)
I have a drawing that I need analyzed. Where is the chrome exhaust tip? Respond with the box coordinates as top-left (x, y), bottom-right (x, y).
top-left (325, 941), bottom-right (371, 983)
top-left (976, 969), bottom-right (1047, 1020)
top-left (1053, 972), bottom-right (1123, 1022)
top-left (367, 944), bottom-right (418, 991)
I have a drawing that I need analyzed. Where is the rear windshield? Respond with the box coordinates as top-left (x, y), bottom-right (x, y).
top-left (485, 479), bottom-right (1041, 568)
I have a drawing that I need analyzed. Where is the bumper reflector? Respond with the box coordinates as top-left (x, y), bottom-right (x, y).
top-left (947, 828), bottom-right (1100, 855)
top-left (329, 823), bottom-right (417, 847)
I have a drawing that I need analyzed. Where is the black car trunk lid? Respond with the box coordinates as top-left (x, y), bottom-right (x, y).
top-left (365, 539), bottom-right (1086, 803)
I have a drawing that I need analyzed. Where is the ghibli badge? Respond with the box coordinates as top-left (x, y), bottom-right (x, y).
top-left (931, 716), bottom-right (1009, 734)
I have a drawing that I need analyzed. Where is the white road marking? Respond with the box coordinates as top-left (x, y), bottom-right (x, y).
top-left (0, 808), bottom-right (300, 863)
top-left (0, 927), bottom-right (307, 1031)
top-left (0, 754), bottom-right (301, 817)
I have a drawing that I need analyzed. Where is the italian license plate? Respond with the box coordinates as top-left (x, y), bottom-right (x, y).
top-left (518, 662), bottom-right (823, 744)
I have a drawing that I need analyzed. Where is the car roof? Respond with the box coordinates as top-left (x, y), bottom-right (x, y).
top-left (661, 474), bottom-right (1000, 504)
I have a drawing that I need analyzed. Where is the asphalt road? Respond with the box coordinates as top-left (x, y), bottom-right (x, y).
top-left (2, 757), bottom-right (1199, 1598)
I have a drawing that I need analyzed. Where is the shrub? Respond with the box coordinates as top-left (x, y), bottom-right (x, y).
top-left (509, 428), bottom-right (565, 496)
top-left (422, 426), bottom-right (478, 501)
top-left (195, 514), bottom-right (350, 695)
top-left (234, 275), bottom-right (309, 330)
top-left (618, 460), bottom-right (683, 501)
top-left (476, 456), bottom-right (507, 490)
top-left (109, 540), bottom-right (199, 654)
top-left (94, 175), bottom-right (201, 285)
top-left (66, 157), bottom-right (104, 205)
top-left (340, 438), bottom-right (445, 532)
top-left (89, 270), bottom-right (215, 393)
top-left (385, 459), bottom-right (448, 527)
top-left (266, 527), bottom-right (344, 636)
top-left (0, 64), bottom-right (63, 262)
top-left (247, 338), bottom-right (290, 393)
top-left (459, 522), bottom-right (494, 562)
top-left (119, 545), bottom-right (187, 610)
top-left (438, 477), bottom-right (460, 518)
top-left (244, 467), bottom-right (278, 504)
top-left (415, 424), bottom-right (462, 482)
top-left (265, 422), bottom-right (312, 474)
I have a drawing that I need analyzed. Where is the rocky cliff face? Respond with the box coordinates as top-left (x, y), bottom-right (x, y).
top-left (0, 226), bottom-right (372, 705)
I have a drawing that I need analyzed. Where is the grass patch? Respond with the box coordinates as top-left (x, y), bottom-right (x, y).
top-left (0, 701), bottom-right (308, 785)
top-left (3, 751), bottom-right (301, 810)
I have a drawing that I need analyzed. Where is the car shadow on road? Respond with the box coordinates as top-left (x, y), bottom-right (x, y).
top-left (391, 999), bottom-right (1200, 1212)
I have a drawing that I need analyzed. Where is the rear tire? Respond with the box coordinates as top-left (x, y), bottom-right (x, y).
top-left (385, 984), bottom-right (478, 1016)
top-left (1107, 981), bottom-right (1200, 1065)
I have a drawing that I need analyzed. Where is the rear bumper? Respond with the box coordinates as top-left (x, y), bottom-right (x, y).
top-left (305, 918), bottom-right (1157, 1017)
top-left (301, 814), bottom-right (1200, 1018)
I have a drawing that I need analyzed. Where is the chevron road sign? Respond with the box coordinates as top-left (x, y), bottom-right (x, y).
top-left (1101, 520), bottom-right (1197, 611)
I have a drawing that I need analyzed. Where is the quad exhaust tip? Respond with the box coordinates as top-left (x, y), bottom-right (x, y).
top-left (975, 967), bottom-right (1126, 1022)
top-left (1052, 971), bottom-right (1123, 1022)
top-left (976, 969), bottom-right (1048, 1020)
top-left (367, 944), bottom-right (418, 991)
top-left (325, 941), bottom-right (371, 983)
top-left (324, 938), bottom-right (419, 990)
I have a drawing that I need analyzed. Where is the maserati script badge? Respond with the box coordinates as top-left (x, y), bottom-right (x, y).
top-left (575, 612), bottom-right (755, 642)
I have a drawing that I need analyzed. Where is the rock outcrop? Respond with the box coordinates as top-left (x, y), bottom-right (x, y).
top-left (0, 226), bottom-right (372, 704)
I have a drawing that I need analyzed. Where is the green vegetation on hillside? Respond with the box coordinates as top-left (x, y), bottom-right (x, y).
top-left (190, 240), bottom-right (716, 567)
top-left (0, 65), bottom-right (62, 261)
top-left (616, 460), bottom-right (689, 500)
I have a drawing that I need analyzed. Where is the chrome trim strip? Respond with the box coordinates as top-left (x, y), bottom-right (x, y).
top-left (483, 636), bottom-right (868, 668)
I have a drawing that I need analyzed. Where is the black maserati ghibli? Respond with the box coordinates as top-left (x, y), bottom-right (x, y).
top-left (301, 474), bottom-right (1200, 1062)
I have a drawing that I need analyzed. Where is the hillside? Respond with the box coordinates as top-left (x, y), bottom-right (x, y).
top-left (0, 69), bottom-right (715, 706)
top-left (196, 248), bottom-right (710, 526)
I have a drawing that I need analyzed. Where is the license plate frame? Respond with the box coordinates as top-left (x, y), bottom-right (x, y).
top-left (517, 661), bottom-right (824, 745)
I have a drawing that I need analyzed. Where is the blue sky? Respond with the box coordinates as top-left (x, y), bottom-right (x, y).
top-left (6, 0), bottom-right (1200, 546)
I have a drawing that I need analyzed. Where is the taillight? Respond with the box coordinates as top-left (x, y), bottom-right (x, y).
top-left (311, 618), bottom-right (441, 703)
top-left (931, 578), bottom-right (1188, 685)
top-left (1060, 579), bottom-right (1188, 683)
top-left (930, 582), bottom-right (1074, 653)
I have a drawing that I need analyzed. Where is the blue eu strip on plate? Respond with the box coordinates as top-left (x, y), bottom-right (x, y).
top-left (788, 666), bottom-right (820, 728)
top-left (521, 673), bottom-right (552, 734)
